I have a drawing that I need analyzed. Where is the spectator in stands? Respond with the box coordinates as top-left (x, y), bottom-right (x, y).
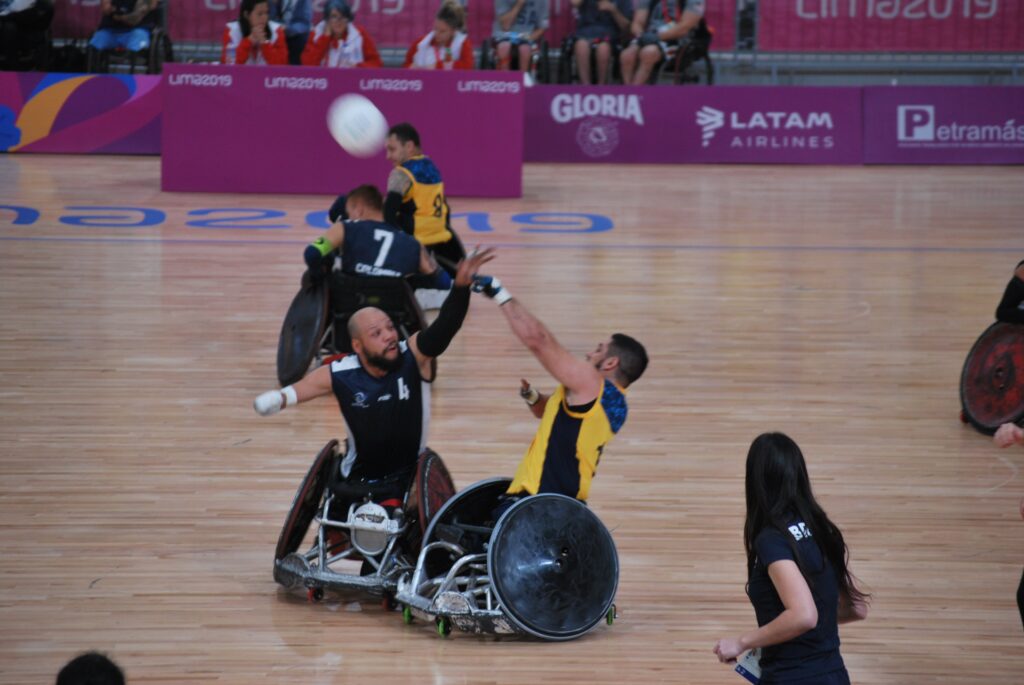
top-left (221, 0), bottom-right (288, 65)
top-left (0, 0), bottom-right (53, 71)
top-left (619, 0), bottom-right (704, 85)
top-left (88, 0), bottom-right (158, 56)
top-left (492, 0), bottom-right (549, 73)
top-left (403, 1), bottom-right (473, 70)
top-left (268, 0), bottom-right (312, 65)
top-left (302, 0), bottom-right (382, 69)
top-left (56, 651), bottom-right (125, 685)
top-left (569, 0), bottom-right (632, 84)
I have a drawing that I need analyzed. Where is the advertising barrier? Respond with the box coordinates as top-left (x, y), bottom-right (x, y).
top-left (160, 64), bottom-right (524, 196)
top-left (525, 85), bottom-right (864, 164)
top-left (0, 72), bottom-right (161, 154)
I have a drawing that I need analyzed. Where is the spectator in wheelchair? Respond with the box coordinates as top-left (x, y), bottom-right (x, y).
top-left (304, 184), bottom-right (452, 295)
top-left (254, 249), bottom-right (495, 484)
top-left (384, 122), bottom-right (466, 308)
top-left (713, 432), bottom-right (869, 682)
top-left (268, 0), bottom-right (312, 65)
top-left (620, 0), bottom-right (704, 85)
top-left (470, 272), bottom-right (647, 504)
top-left (402, 0), bottom-right (473, 71)
top-left (569, 0), bottom-right (632, 84)
top-left (301, 0), bottom-right (382, 69)
top-left (88, 0), bottom-right (157, 56)
top-left (995, 259), bottom-right (1024, 324)
top-left (221, 0), bottom-right (288, 65)
top-left (492, 0), bottom-right (549, 73)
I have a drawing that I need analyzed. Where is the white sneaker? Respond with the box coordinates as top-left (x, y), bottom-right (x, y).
top-left (414, 288), bottom-right (451, 311)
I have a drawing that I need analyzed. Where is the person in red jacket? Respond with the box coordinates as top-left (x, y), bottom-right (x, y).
top-left (402, 0), bottom-right (474, 70)
top-left (221, 0), bottom-right (288, 65)
top-left (301, 0), bottom-right (382, 69)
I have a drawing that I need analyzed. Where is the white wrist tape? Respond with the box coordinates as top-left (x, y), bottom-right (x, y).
top-left (254, 389), bottom-right (284, 416)
top-left (494, 288), bottom-right (512, 306)
top-left (282, 385), bottom-right (297, 408)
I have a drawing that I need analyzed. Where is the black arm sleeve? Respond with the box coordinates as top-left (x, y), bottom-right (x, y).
top-left (384, 191), bottom-right (412, 235)
top-left (995, 276), bottom-right (1024, 324)
top-left (415, 285), bottom-right (470, 358)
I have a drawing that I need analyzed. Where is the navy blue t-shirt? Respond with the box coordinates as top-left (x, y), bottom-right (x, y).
top-left (747, 521), bottom-right (847, 683)
top-left (339, 219), bottom-right (421, 279)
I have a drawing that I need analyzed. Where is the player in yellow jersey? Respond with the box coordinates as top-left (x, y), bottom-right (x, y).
top-left (384, 123), bottom-right (466, 311)
top-left (472, 271), bottom-right (648, 503)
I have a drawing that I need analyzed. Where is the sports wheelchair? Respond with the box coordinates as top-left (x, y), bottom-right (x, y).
top-left (641, 18), bottom-right (714, 85)
top-left (478, 36), bottom-right (551, 84)
top-left (86, 0), bottom-right (173, 74)
top-left (959, 321), bottom-right (1024, 434)
top-left (275, 272), bottom-right (427, 387)
top-left (273, 440), bottom-right (456, 604)
top-left (394, 477), bottom-right (619, 641)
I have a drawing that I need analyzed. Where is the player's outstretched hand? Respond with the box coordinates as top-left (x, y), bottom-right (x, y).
top-left (994, 422), bottom-right (1024, 448)
top-left (471, 274), bottom-right (512, 305)
top-left (454, 247), bottom-right (496, 288)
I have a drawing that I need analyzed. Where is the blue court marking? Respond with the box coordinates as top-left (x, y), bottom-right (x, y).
top-left (0, 234), bottom-right (1018, 254)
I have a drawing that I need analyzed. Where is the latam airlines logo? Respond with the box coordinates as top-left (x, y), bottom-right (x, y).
top-left (550, 93), bottom-right (644, 158)
top-left (696, 106), bottom-right (835, 149)
top-left (897, 104), bottom-right (1024, 148)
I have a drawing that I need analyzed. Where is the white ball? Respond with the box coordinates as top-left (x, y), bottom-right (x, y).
top-left (326, 94), bottom-right (388, 158)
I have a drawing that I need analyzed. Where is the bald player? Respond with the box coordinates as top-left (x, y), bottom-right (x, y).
top-left (254, 248), bottom-right (494, 484)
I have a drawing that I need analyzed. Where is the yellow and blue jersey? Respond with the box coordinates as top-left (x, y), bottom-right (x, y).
top-left (395, 155), bottom-right (453, 246)
top-left (507, 379), bottom-right (628, 502)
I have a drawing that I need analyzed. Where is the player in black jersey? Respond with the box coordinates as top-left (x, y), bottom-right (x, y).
top-left (304, 184), bottom-right (452, 291)
top-left (255, 248), bottom-right (494, 482)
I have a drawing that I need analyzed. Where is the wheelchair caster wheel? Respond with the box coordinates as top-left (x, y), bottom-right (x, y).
top-left (435, 616), bottom-right (452, 637)
top-left (307, 587), bottom-right (324, 603)
top-left (959, 409), bottom-right (968, 424)
top-left (402, 605), bottom-right (414, 625)
top-left (606, 604), bottom-right (617, 626)
top-left (381, 591), bottom-right (397, 611)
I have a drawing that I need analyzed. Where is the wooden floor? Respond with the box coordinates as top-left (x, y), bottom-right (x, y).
top-left (1, 155), bottom-right (1022, 684)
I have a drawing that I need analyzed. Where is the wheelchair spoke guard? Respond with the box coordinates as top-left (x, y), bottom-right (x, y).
top-left (277, 280), bottom-right (329, 387)
top-left (960, 322), bottom-right (1024, 434)
top-left (274, 440), bottom-right (338, 561)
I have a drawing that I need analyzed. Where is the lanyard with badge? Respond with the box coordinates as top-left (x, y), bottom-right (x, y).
top-left (432, 42), bottom-right (454, 69)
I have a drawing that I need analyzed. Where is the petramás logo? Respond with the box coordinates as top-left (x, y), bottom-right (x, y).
top-left (897, 104), bottom-right (1024, 147)
top-left (550, 93), bottom-right (644, 158)
top-left (696, 107), bottom-right (835, 149)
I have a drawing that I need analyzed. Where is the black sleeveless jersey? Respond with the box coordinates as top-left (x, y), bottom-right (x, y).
top-left (339, 219), bottom-right (422, 278)
top-left (329, 341), bottom-right (429, 480)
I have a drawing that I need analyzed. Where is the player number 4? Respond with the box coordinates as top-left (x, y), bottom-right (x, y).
top-left (397, 378), bottom-right (411, 400)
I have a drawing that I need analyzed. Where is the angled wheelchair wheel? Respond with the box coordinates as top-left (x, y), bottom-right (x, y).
top-left (960, 322), bottom-right (1024, 434)
top-left (276, 280), bottom-right (328, 387)
top-left (415, 449), bottom-right (456, 532)
top-left (489, 494), bottom-right (618, 641)
top-left (274, 440), bottom-right (339, 560)
top-left (420, 477), bottom-right (512, 579)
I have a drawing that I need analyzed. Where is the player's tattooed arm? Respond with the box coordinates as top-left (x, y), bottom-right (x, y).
top-left (384, 169), bottom-right (413, 232)
top-left (386, 168), bottom-right (412, 196)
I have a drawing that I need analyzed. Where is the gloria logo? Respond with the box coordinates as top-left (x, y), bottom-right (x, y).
top-left (896, 104), bottom-right (1024, 148)
top-left (696, 106), bottom-right (835, 150)
top-left (550, 93), bottom-right (644, 158)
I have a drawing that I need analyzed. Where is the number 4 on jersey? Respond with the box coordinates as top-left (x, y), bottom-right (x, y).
top-left (397, 377), bottom-right (411, 400)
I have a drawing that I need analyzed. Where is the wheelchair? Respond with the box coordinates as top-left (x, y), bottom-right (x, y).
top-left (0, 0), bottom-right (53, 71)
top-left (959, 321), bottom-right (1024, 434)
top-left (273, 440), bottom-right (456, 604)
top-left (275, 271), bottom-right (427, 387)
top-left (86, 0), bottom-right (173, 74)
top-left (642, 18), bottom-right (714, 85)
top-left (394, 478), bottom-right (619, 640)
top-left (479, 35), bottom-right (551, 84)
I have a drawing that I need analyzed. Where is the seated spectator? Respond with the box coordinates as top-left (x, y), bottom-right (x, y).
top-left (403, 1), bottom-right (473, 70)
top-left (221, 0), bottom-right (288, 65)
top-left (88, 0), bottom-right (157, 56)
top-left (56, 651), bottom-right (125, 685)
top-left (302, 0), bottom-right (382, 69)
top-left (492, 0), bottom-right (548, 73)
top-left (0, 0), bottom-right (54, 71)
top-left (569, 0), bottom-right (632, 84)
top-left (619, 0), bottom-right (704, 85)
top-left (268, 0), bottom-right (311, 65)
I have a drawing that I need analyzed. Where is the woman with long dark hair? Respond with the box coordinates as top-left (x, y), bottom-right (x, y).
top-left (714, 432), bottom-right (869, 684)
top-left (221, 0), bottom-right (288, 65)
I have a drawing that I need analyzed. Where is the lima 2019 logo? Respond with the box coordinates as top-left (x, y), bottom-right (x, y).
top-left (550, 93), bottom-right (644, 158)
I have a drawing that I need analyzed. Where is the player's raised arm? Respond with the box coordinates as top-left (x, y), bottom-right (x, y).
top-left (253, 364), bottom-right (333, 416)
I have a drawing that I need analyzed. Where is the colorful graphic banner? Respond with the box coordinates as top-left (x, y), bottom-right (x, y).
top-left (161, 64), bottom-right (524, 196)
top-left (525, 85), bottom-right (863, 164)
top-left (51, 0), bottom-right (735, 51)
top-left (758, 0), bottom-right (1024, 52)
top-left (0, 72), bottom-right (161, 154)
top-left (863, 86), bottom-right (1024, 164)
